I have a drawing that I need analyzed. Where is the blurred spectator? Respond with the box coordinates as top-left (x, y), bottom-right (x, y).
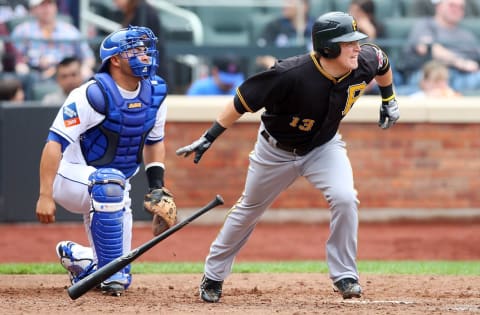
top-left (410, 60), bottom-right (461, 98)
top-left (397, 0), bottom-right (480, 95)
top-left (56, 0), bottom-right (79, 28)
top-left (10, 0), bottom-right (95, 81)
top-left (256, 0), bottom-right (315, 70)
top-left (113, 0), bottom-right (169, 82)
top-left (186, 55), bottom-right (244, 96)
top-left (0, 78), bottom-right (25, 102)
top-left (42, 56), bottom-right (83, 105)
top-left (258, 0), bottom-right (315, 48)
top-left (348, 0), bottom-right (385, 40)
top-left (410, 0), bottom-right (479, 17)
top-left (0, 22), bottom-right (22, 72)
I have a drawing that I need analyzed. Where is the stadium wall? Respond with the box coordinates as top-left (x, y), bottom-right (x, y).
top-left (1, 96), bottom-right (480, 222)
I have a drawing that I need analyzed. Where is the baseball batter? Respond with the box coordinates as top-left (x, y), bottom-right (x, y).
top-left (177, 11), bottom-right (400, 302)
top-left (35, 26), bottom-right (177, 296)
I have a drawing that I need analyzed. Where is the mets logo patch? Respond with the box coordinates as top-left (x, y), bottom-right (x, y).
top-left (63, 102), bottom-right (80, 127)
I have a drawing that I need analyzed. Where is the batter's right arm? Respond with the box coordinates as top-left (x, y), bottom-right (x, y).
top-left (176, 100), bottom-right (242, 164)
top-left (35, 140), bottom-right (62, 224)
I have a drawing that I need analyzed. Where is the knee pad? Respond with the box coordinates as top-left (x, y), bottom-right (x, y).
top-left (88, 168), bottom-right (126, 212)
top-left (89, 168), bottom-right (131, 287)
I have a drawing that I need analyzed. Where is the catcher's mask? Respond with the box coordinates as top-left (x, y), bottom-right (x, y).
top-left (98, 25), bottom-right (158, 78)
top-left (312, 11), bottom-right (368, 59)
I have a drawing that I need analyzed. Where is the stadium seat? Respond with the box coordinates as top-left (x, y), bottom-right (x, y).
top-left (380, 17), bottom-right (419, 64)
top-left (309, 0), bottom-right (335, 17)
top-left (30, 81), bottom-right (61, 102)
top-left (248, 12), bottom-right (278, 47)
top-left (258, 0), bottom-right (334, 18)
top-left (193, 6), bottom-right (254, 46)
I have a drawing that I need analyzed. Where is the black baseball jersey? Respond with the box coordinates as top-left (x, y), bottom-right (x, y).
top-left (233, 44), bottom-right (389, 150)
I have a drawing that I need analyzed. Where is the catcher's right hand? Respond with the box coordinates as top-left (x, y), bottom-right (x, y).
top-left (175, 135), bottom-right (212, 164)
top-left (144, 188), bottom-right (177, 236)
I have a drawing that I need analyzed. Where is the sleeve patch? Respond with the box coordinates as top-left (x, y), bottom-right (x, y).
top-left (373, 46), bottom-right (385, 70)
top-left (63, 102), bottom-right (81, 127)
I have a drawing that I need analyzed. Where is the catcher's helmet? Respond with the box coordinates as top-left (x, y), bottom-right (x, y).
top-left (312, 12), bottom-right (368, 59)
top-left (98, 25), bottom-right (158, 78)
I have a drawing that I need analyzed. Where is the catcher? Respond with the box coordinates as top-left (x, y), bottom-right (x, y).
top-left (35, 25), bottom-right (176, 296)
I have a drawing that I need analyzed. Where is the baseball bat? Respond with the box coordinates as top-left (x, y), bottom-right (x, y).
top-left (67, 194), bottom-right (224, 300)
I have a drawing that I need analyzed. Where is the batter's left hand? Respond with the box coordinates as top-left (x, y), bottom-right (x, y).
top-left (378, 99), bottom-right (400, 129)
top-left (176, 135), bottom-right (212, 164)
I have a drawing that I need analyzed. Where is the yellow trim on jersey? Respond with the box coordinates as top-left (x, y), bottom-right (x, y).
top-left (235, 87), bottom-right (253, 113)
top-left (309, 51), bottom-right (352, 84)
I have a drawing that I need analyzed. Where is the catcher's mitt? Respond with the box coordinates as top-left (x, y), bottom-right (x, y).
top-left (144, 188), bottom-right (177, 236)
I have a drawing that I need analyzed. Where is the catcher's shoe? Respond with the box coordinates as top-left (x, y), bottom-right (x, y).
top-left (199, 275), bottom-right (223, 303)
top-left (333, 278), bottom-right (362, 299)
top-left (101, 272), bottom-right (129, 296)
top-left (56, 241), bottom-right (96, 284)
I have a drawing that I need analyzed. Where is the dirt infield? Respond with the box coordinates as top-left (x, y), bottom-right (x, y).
top-left (1, 274), bottom-right (479, 315)
top-left (1, 221), bottom-right (480, 314)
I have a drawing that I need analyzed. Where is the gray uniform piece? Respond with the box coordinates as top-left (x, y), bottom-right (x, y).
top-left (204, 124), bottom-right (359, 283)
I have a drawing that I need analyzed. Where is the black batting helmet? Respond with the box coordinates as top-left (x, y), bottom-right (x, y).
top-left (312, 11), bottom-right (368, 59)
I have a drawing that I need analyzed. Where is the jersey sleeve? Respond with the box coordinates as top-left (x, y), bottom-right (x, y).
top-left (233, 65), bottom-right (290, 114)
top-left (360, 43), bottom-right (391, 76)
top-left (49, 82), bottom-right (104, 145)
top-left (146, 101), bottom-right (167, 143)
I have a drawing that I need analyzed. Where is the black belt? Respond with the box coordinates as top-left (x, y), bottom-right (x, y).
top-left (261, 130), bottom-right (311, 156)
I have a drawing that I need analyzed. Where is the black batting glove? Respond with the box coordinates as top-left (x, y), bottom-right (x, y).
top-left (176, 135), bottom-right (212, 164)
top-left (378, 99), bottom-right (400, 129)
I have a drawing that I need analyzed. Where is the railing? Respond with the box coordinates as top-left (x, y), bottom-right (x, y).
top-left (78, 0), bottom-right (204, 45)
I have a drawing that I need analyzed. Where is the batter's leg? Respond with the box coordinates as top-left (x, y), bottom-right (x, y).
top-left (204, 133), bottom-right (299, 282)
top-left (302, 134), bottom-right (360, 282)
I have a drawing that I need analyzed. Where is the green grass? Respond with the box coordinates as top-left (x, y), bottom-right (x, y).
top-left (0, 261), bottom-right (478, 275)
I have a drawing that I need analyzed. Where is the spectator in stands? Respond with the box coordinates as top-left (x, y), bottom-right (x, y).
top-left (0, 78), bottom-right (25, 102)
top-left (113, 0), bottom-right (169, 82)
top-left (186, 55), bottom-right (244, 96)
top-left (10, 0), bottom-right (95, 81)
top-left (0, 22), bottom-right (22, 73)
top-left (410, 60), bottom-right (461, 98)
top-left (42, 56), bottom-right (83, 105)
top-left (398, 0), bottom-right (480, 95)
top-left (409, 0), bottom-right (479, 17)
top-left (256, 0), bottom-right (315, 70)
top-left (258, 0), bottom-right (315, 48)
top-left (348, 0), bottom-right (385, 40)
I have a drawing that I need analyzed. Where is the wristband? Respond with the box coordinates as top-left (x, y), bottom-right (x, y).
top-left (204, 121), bottom-right (226, 142)
top-left (379, 84), bottom-right (395, 103)
top-left (145, 163), bottom-right (165, 190)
